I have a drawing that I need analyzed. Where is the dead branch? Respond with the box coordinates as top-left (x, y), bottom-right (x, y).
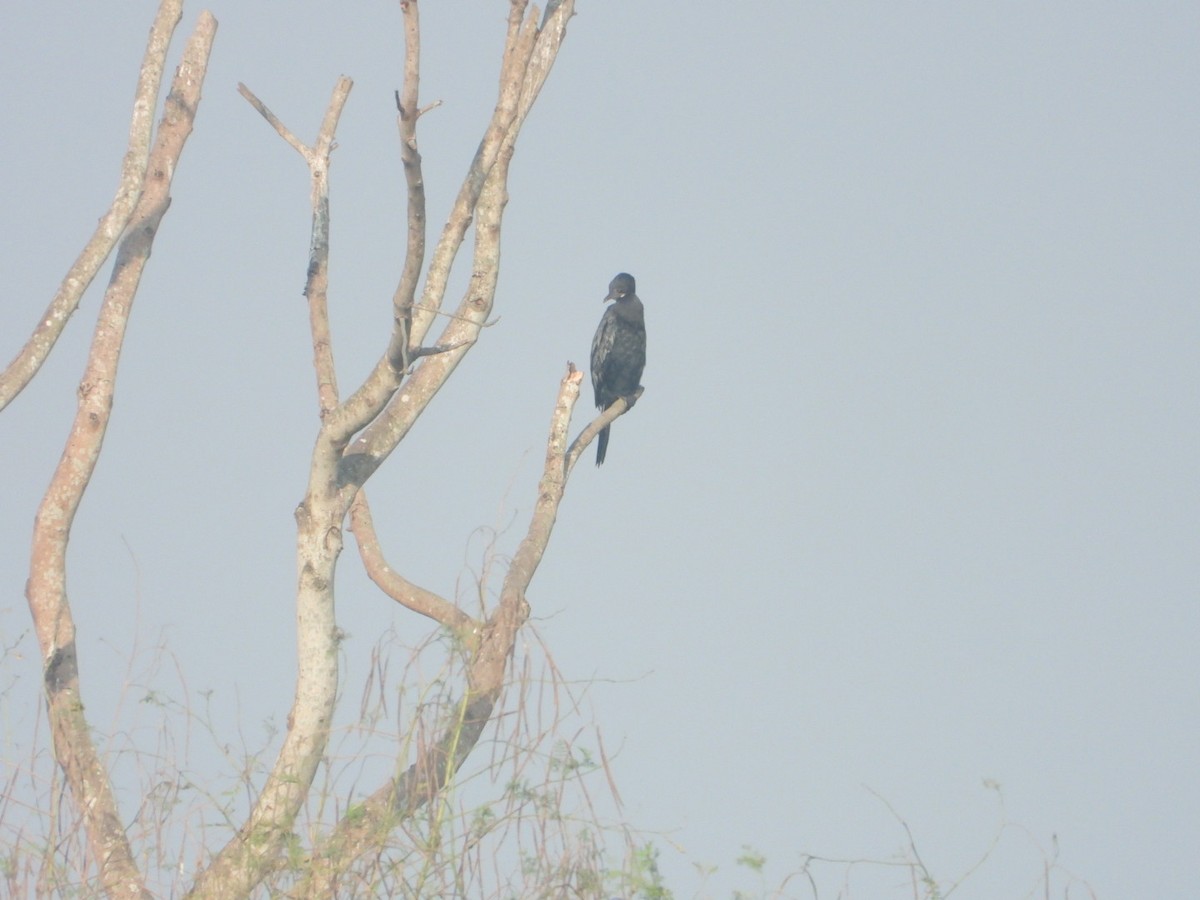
top-left (0, 0), bottom-right (184, 411)
top-left (291, 363), bottom-right (583, 897)
top-left (331, 0), bottom-right (576, 492)
top-left (189, 3), bottom-right (576, 894)
top-left (390, 1), bottom-right (429, 344)
top-left (24, 10), bottom-right (216, 898)
top-left (187, 77), bottom-right (356, 900)
top-left (565, 385), bottom-right (645, 475)
top-left (348, 490), bottom-right (480, 641)
top-left (237, 78), bottom-right (354, 417)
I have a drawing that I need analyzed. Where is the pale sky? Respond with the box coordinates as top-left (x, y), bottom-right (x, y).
top-left (3, 2), bottom-right (1197, 897)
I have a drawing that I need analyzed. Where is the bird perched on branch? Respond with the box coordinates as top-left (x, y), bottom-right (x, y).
top-left (590, 272), bottom-right (646, 466)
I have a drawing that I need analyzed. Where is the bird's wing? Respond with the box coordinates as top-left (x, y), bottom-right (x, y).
top-left (590, 307), bottom-right (617, 402)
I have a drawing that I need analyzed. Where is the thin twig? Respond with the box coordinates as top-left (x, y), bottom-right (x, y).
top-left (237, 83), bottom-right (308, 158)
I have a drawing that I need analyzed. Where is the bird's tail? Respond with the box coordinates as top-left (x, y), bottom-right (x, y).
top-left (595, 424), bottom-right (610, 466)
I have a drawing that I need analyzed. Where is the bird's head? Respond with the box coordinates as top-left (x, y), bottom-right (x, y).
top-left (604, 272), bottom-right (636, 302)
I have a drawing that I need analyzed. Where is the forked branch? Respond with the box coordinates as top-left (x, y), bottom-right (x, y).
top-left (0, 0), bottom-right (185, 411)
top-left (326, 0), bottom-right (575, 469)
top-left (238, 78), bottom-right (354, 417)
top-left (190, 3), bottom-right (577, 896)
top-left (187, 76), bottom-right (356, 900)
top-left (291, 364), bottom-right (584, 897)
top-left (24, 10), bottom-right (216, 898)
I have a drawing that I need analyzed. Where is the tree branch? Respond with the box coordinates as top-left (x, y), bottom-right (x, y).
top-left (565, 386), bottom-right (644, 475)
top-left (190, 5), bottom-right (577, 894)
top-left (24, 11), bottom-right (216, 898)
top-left (238, 78), bottom-right (354, 417)
top-left (348, 490), bottom-right (480, 641)
top-left (292, 363), bottom-right (583, 896)
top-left (0, 0), bottom-right (184, 411)
top-left (188, 77), bottom-right (356, 900)
top-left (332, 0), bottom-right (577, 492)
top-left (235, 84), bottom-right (309, 157)
top-left (389, 0), bottom-right (429, 359)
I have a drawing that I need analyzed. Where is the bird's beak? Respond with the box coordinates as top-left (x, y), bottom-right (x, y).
top-left (603, 291), bottom-right (617, 303)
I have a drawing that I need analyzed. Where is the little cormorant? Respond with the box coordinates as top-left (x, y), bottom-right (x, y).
top-left (590, 272), bottom-right (646, 466)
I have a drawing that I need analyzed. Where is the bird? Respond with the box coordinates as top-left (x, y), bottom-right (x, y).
top-left (590, 272), bottom-right (646, 466)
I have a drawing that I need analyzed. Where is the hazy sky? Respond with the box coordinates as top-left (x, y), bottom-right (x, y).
top-left (3, 2), bottom-right (1197, 897)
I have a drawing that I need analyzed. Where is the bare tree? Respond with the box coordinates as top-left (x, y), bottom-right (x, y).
top-left (5, 1), bottom-right (647, 898)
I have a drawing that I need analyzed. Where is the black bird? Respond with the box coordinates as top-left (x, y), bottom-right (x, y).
top-left (590, 272), bottom-right (646, 466)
